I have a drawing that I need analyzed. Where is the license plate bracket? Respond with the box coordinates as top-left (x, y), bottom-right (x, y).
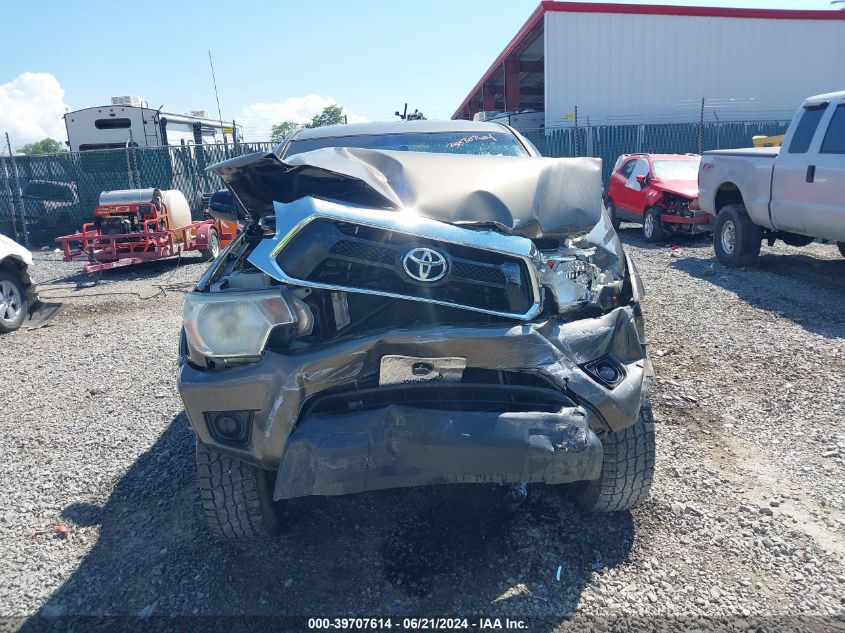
top-left (379, 355), bottom-right (467, 385)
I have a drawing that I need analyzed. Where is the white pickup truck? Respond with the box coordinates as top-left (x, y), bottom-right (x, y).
top-left (698, 91), bottom-right (845, 266)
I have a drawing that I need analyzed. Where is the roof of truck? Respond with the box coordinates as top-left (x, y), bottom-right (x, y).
top-left (291, 119), bottom-right (512, 140)
top-left (702, 147), bottom-right (780, 158)
top-left (803, 90), bottom-right (845, 106)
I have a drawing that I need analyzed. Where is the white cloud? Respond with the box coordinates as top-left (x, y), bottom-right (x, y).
top-left (239, 94), bottom-right (369, 141)
top-left (0, 72), bottom-right (69, 149)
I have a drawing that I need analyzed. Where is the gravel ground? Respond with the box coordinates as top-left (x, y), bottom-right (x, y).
top-left (1, 232), bottom-right (844, 631)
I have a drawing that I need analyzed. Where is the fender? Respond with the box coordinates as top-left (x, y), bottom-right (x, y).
top-left (194, 221), bottom-right (215, 249)
top-left (644, 189), bottom-right (662, 207)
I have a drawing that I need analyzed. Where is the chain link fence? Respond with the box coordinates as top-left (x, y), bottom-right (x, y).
top-left (0, 119), bottom-right (789, 247)
top-left (0, 142), bottom-right (273, 247)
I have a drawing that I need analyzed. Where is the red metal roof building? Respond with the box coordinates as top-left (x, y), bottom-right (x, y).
top-left (452, 2), bottom-right (845, 129)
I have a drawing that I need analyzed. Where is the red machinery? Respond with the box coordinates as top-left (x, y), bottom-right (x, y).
top-left (55, 188), bottom-right (236, 274)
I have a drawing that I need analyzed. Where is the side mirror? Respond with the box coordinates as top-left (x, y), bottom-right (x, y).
top-left (635, 174), bottom-right (648, 185)
top-left (207, 189), bottom-right (240, 222)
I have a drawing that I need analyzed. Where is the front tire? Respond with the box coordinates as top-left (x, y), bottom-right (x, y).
top-left (713, 204), bottom-right (761, 267)
top-left (606, 199), bottom-right (621, 230)
top-left (0, 271), bottom-right (27, 334)
top-left (642, 208), bottom-right (666, 243)
top-left (196, 440), bottom-right (283, 539)
top-left (576, 399), bottom-right (656, 513)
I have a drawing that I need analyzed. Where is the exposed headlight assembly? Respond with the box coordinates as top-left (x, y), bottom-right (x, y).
top-left (183, 289), bottom-right (311, 360)
top-left (540, 247), bottom-right (621, 313)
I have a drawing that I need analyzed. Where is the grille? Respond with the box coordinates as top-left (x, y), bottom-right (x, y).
top-left (302, 384), bottom-right (572, 417)
top-left (277, 219), bottom-right (536, 316)
top-left (329, 240), bottom-right (396, 265)
top-left (451, 260), bottom-right (506, 284)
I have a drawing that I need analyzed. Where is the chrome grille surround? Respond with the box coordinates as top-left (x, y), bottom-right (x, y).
top-left (247, 197), bottom-right (543, 320)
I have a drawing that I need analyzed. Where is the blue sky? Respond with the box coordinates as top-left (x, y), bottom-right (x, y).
top-left (0, 0), bottom-right (840, 143)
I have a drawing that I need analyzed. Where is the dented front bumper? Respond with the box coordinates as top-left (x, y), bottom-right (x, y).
top-left (273, 405), bottom-right (602, 500)
top-left (178, 303), bottom-right (650, 497)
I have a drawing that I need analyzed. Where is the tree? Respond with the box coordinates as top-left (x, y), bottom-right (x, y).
top-left (270, 121), bottom-right (299, 144)
top-left (270, 104), bottom-right (346, 143)
top-left (18, 138), bottom-right (65, 155)
top-left (307, 104), bottom-right (345, 128)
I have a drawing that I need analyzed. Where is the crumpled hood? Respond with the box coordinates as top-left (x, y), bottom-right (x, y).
top-left (651, 179), bottom-right (698, 200)
top-left (210, 147), bottom-right (604, 239)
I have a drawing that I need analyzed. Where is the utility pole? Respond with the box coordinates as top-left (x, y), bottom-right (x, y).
top-left (5, 133), bottom-right (29, 248)
top-left (698, 97), bottom-right (705, 154)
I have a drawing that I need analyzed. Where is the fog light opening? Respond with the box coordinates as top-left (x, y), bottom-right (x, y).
top-left (204, 411), bottom-right (253, 446)
top-left (582, 355), bottom-right (626, 389)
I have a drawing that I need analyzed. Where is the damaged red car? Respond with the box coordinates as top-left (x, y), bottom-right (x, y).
top-left (605, 153), bottom-right (713, 242)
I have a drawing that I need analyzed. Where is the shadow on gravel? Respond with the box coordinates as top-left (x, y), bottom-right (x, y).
top-left (87, 251), bottom-right (208, 283)
top-left (35, 251), bottom-right (207, 288)
top-left (672, 252), bottom-right (845, 339)
top-left (22, 413), bottom-right (636, 628)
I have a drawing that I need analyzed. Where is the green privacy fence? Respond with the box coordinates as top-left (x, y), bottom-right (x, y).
top-left (522, 118), bottom-right (791, 184)
top-left (1, 119), bottom-right (789, 247)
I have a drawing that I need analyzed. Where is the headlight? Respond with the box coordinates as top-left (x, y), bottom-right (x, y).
top-left (183, 290), bottom-right (302, 359)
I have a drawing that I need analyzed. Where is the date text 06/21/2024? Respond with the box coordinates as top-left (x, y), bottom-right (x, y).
top-left (307, 617), bottom-right (528, 630)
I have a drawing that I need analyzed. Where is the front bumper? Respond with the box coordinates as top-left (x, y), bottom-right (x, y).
top-left (178, 305), bottom-right (650, 481)
top-left (660, 211), bottom-right (715, 233)
top-left (274, 405), bottom-right (602, 499)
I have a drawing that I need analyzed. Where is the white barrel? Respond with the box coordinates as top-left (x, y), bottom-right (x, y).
top-left (159, 190), bottom-right (191, 229)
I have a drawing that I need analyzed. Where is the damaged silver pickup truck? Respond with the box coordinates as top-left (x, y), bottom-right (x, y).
top-left (177, 121), bottom-right (655, 539)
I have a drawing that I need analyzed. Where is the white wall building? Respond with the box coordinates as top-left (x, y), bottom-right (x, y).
top-left (453, 2), bottom-right (845, 130)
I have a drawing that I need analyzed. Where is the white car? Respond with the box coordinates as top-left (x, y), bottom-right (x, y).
top-left (0, 235), bottom-right (36, 332)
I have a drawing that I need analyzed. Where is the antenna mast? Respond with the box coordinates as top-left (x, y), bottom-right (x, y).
top-left (208, 50), bottom-right (225, 141)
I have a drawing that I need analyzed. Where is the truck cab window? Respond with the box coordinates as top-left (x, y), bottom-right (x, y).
top-left (788, 106), bottom-right (825, 154)
top-left (820, 104), bottom-right (845, 154)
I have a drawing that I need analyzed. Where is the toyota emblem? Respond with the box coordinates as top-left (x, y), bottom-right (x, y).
top-left (402, 247), bottom-right (448, 282)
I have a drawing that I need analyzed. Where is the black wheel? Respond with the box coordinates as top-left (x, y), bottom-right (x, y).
top-left (713, 204), bottom-right (762, 267)
top-left (642, 207), bottom-right (667, 243)
top-left (838, 242), bottom-right (845, 259)
top-left (0, 270), bottom-right (28, 334)
top-left (196, 440), bottom-right (283, 539)
top-left (200, 229), bottom-right (220, 262)
top-left (576, 398), bottom-right (655, 513)
top-left (606, 198), bottom-right (621, 230)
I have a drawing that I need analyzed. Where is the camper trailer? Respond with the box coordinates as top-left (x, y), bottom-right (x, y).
top-left (64, 97), bottom-right (242, 152)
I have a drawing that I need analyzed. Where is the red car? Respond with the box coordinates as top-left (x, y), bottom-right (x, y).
top-left (605, 153), bottom-right (713, 242)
